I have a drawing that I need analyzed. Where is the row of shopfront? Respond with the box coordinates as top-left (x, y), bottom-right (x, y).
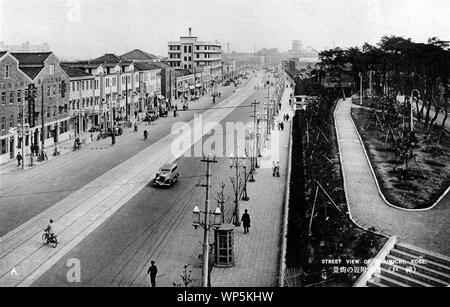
top-left (0, 117), bottom-right (72, 165)
top-left (175, 69), bottom-right (222, 102)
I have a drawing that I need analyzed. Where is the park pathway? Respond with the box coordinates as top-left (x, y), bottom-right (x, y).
top-left (335, 98), bottom-right (450, 256)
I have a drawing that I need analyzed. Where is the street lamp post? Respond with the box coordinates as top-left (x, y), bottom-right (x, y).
top-left (249, 100), bottom-right (260, 180)
top-left (193, 154), bottom-right (221, 287)
top-left (410, 89), bottom-right (420, 132)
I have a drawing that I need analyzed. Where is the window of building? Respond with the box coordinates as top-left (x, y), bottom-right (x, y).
top-left (49, 64), bottom-right (55, 75)
top-left (53, 106), bottom-right (56, 116)
top-left (72, 82), bottom-right (75, 92)
top-left (188, 56), bottom-right (192, 61)
top-left (1, 92), bottom-right (5, 105)
top-left (0, 117), bottom-right (5, 130)
top-left (90, 80), bottom-right (93, 89)
top-left (0, 139), bottom-right (6, 154)
top-left (188, 46), bottom-right (192, 53)
top-left (47, 107), bottom-right (50, 118)
top-left (61, 81), bottom-right (66, 98)
top-left (9, 92), bottom-right (14, 104)
top-left (184, 46), bottom-right (187, 53)
top-left (82, 81), bottom-right (85, 90)
top-left (9, 115), bottom-right (14, 128)
top-left (106, 78), bottom-right (110, 88)
top-left (112, 77), bottom-right (116, 87)
top-left (53, 84), bottom-right (56, 96)
top-left (17, 90), bottom-right (21, 103)
top-left (4, 65), bottom-right (11, 79)
top-left (47, 85), bottom-right (50, 97)
top-left (77, 82), bottom-right (80, 91)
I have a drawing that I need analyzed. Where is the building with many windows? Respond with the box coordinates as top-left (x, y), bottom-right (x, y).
top-left (167, 28), bottom-right (222, 81)
top-left (0, 51), bottom-right (70, 164)
top-left (61, 64), bottom-right (98, 137)
top-left (64, 52), bottom-right (162, 124)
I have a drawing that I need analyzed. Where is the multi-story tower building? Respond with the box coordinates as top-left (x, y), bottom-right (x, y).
top-left (167, 28), bottom-right (222, 81)
top-left (292, 40), bottom-right (302, 51)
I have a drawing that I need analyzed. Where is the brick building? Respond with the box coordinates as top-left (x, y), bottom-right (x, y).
top-left (0, 51), bottom-right (69, 164)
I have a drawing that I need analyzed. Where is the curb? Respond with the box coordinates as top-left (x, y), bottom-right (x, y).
top-left (278, 112), bottom-right (293, 287)
top-left (278, 79), bottom-right (294, 287)
top-left (349, 102), bottom-right (450, 212)
top-left (333, 98), bottom-right (389, 238)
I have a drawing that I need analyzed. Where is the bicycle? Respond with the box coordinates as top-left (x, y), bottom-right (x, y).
top-left (42, 231), bottom-right (58, 248)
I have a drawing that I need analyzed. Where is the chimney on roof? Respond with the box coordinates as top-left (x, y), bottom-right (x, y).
top-left (189, 27), bottom-right (192, 36)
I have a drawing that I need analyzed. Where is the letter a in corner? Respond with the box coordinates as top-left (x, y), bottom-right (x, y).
top-left (11, 267), bottom-right (18, 275)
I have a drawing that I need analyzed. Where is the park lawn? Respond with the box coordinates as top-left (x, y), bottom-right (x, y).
top-left (351, 107), bottom-right (450, 209)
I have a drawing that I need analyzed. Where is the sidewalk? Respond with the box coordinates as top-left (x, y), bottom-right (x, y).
top-left (210, 78), bottom-right (294, 287)
top-left (335, 98), bottom-right (450, 255)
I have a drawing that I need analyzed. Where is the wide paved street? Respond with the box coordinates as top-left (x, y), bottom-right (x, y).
top-left (0, 71), bottom-right (288, 287)
top-left (0, 79), bottom-right (244, 237)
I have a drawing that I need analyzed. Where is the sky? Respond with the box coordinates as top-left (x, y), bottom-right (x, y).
top-left (1, 0), bottom-right (449, 60)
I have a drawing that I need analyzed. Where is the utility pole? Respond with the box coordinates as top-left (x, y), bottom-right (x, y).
top-left (125, 75), bottom-right (129, 122)
top-left (250, 100), bottom-right (260, 179)
top-left (266, 81), bottom-right (270, 138)
top-left (20, 95), bottom-right (25, 170)
top-left (41, 83), bottom-right (45, 160)
top-left (197, 155), bottom-right (217, 287)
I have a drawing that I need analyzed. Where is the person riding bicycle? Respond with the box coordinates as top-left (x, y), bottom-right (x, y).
top-left (44, 219), bottom-right (56, 240)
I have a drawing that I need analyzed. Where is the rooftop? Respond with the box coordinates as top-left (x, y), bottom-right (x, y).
top-left (133, 62), bottom-right (162, 71)
top-left (90, 53), bottom-right (122, 66)
top-left (60, 64), bottom-right (93, 78)
top-left (10, 52), bottom-right (52, 65)
top-left (120, 49), bottom-right (158, 61)
top-left (152, 61), bottom-right (174, 70)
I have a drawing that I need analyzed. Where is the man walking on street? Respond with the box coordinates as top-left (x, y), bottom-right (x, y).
top-left (241, 209), bottom-right (251, 234)
top-left (16, 152), bottom-right (22, 167)
top-left (147, 260), bottom-right (158, 287)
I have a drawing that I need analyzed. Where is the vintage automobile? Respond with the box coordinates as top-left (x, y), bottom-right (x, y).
top-left (152, 163), bottom-right (179, 187)
top-left (144, 109), bottom-right (159, 122)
